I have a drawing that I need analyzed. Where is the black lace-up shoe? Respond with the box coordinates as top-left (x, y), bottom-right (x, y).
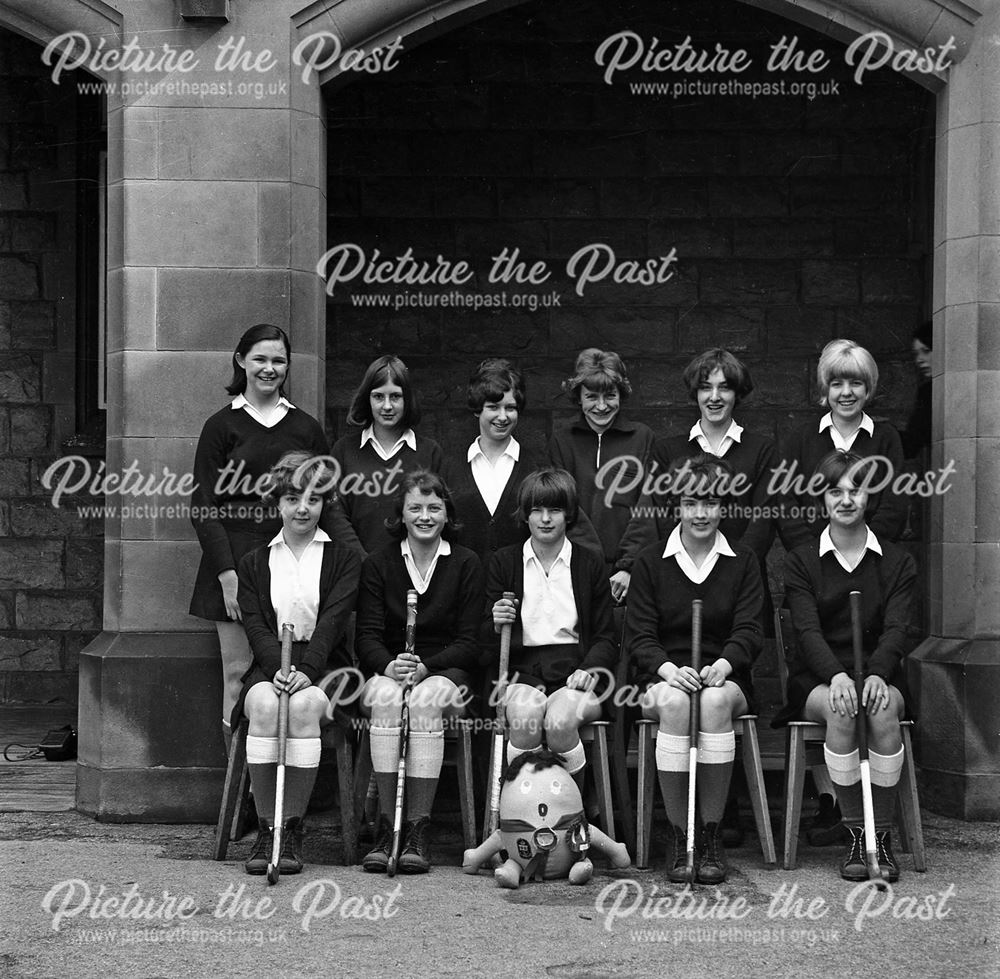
top-left (667, 824), bottom-right (693, 884)
top-left (362, 815), bottom-right (393, 873)
top-left (398, 817), bottom-right (432, 874)
top-left (874, 829), bottom-right (900, 882)
top-left (696, 822), bottom-right (728, 884)
top-left (278, 817), bottom-right (305, 874)
top-left (244, 818), bottom-right (273, 876)
top-left (839, 825), bottom-right (867, 881)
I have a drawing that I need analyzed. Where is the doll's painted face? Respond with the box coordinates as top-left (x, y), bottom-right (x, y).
top-left (580, 383), bottom-right (620, 434)
top-left (402, 489), bottom-right (447, 545)
top-left (236, 340), bottom-right (288, 402)
top-left (478, 389), bottom-right (519, 444)
top-left (278, 488), bottom-right (323, 541)
top-left (825, 475), bottom-right (868, 529)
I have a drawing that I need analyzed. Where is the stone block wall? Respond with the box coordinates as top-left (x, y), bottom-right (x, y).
top-left (0, 28), bottom-right (102, 703)
top-left (323, 0), bottom-right (934, 625)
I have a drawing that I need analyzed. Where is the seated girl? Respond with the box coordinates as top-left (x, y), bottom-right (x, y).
top-left (487, 468), bottom-right (618, 792)
top-left (356, 469), bottom-right (484, 874)
top-left (236, 451), bottom-right (362, 875)
top-left (627, 454), bottom-right (764, 884)
top-left (779, 450), bottom-right (917, 882)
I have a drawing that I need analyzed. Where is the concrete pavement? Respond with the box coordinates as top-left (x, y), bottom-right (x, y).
top-left (1, 809), bottom-right (997, 979)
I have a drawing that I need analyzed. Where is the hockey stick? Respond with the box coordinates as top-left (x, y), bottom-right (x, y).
top-left (486, 591), bottom-right (517, 842)
top-left (266, 623), bottom-right (295, 885)
top-left (387, 589), bottom-right (418, 878)
top-left (850, 590), bottom-right (887, 890)
top-left (685, 599), bottom-right (703, 885)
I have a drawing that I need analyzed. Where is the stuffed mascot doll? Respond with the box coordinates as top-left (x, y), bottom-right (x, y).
top-left (462, 749), bottom-right (630, 887)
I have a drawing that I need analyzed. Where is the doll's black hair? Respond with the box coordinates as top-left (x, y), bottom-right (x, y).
top-left (503, 748), bottom-right (568, 783)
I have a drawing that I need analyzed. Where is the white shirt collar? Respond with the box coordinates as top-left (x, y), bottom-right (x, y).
top-left (662, 523), bottom-right (736, 560)
top-left (523, 535), bottom-right (572, 570)
top-left (689, 419), bottom-right (743, 454)
top-left (401, 537), bottom-right (451, 560)
top-left (267, 527), bottom-right (331, 549)
top-left (232, 393), bottom-right (294, 411)
top-left (467, 436), bottom-right (521, 463)
top-left (232, 393), bottom-right (294, 427)
top-left (818, 412), bottom-right (874, 436)
top-left (819, 525), bottom-right (882, 572)
top-left (361, 425), bottom-right (417, 458)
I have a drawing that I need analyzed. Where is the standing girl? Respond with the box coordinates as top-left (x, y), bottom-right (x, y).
top-left (190, 324), bottom-right (342, 749)
top-left (779, 339), bottom-right (907, 549)
top-left (356, 470), bottom-right (484, 873)
top-left (548, 348), bottom-right (655, 602)
top-left (331, 355), bottom-right (444, 555)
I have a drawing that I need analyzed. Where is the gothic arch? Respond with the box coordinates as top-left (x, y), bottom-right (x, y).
top-left (293, 0), bottom-right (983, 89)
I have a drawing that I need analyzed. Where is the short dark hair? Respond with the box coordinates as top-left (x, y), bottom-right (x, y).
top-left (503, 748), bottom-right (567, 783)
top-left (385, 468), bottom-right (461, 540)
top-left (812, 450), bottom-right (879, 493)
top-left (668, 453), bottom-right (736, 500)
top-left (682, 348), bottom-right (754, 402)
top-left (516, 467), bottom-right (579, 528)
top-left (467, 358), bottom-right (526, 414)
top-left (262, 450), bottom-right (336, 505)
top-left (913, 321), bottom-right (933, 350)
top-left (562, 348), bottom-right (632, 404)
top-left (346, 355), bottom-right (421, 429)
top-left (226, 324), bottom-right (291, 396)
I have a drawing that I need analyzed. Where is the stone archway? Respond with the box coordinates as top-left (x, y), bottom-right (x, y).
top-left (293, 0), bottom-right (981, 88)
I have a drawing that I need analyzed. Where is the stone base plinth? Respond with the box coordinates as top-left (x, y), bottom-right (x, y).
top-left (76, 630), bottom-right (225, 822)
top-left (908, 637), bottom-right (1000, 820)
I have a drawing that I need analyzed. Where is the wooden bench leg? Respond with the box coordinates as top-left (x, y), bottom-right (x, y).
top-left (636, 724), bottom-right (655, 869)
top-left (333, 728), bottom-right (357, 865)
top-left (456, 724), bottom-right (477, 849)
top-left (589, 726), bottom-right (616, 843)
top-left (739, 717), bottom-right (776, 867)
top-left (611, 723), bottom-right (636, 857)
top-left (213, 720), bottom-right (248, 861)
top-left (353, 730), bottom-right (373, 830)
top-left (782, 727), bottom-right (808, 871)
top-left (897, 726), bottom-right (926, 871)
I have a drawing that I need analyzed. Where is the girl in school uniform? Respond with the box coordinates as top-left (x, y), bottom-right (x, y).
top-left (355, 469), bottom-right (484, 873)
top-left (190, 324), bottom-right (346, 749)
top-left (548, 348), bottom-right (655, 603)
top-left (330, 355), bottom-right (444, 555)
top-left (779, 338), bottom-right (907, 550)
top-left (779, 450), bottom-right (917, 882)
top-left (487, 469), bottom-right (618, 791)
top-left (235, 451), bottom-right (361, 874)
top-left (447, 358), bottom-right (603, 565)
top-left (627, 454), bottom-right (764, 884)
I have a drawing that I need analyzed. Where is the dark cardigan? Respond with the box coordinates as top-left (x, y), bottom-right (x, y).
top-left (626, 539), bottom-right (764, 698)
top-left (355, 542), bottom-right (484, 678)
top-left (778, 536), bottom-right (917, 724)
top-left (482, 541), bottom-right (618, 679)
top-left (445, 443), bottom-right (604, 566)
top-left (777, 417), bottom-right (908, 549)
top-left (233, 539), bottom-right (362, 724)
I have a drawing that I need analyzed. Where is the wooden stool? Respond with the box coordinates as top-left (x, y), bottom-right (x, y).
top-left (354, 719), bottom-right (477, 852)
top-left (212, 710), bottom-right (358, 865)
top-left (774, 608), bottom-right (926, 871)
top-left (635, 715), bottom-right (777, 869)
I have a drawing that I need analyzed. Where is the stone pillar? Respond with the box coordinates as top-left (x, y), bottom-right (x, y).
top-left (76, 2), bottom-right (327, 820)
top-left (908, 3), bottom-right (1000, 819)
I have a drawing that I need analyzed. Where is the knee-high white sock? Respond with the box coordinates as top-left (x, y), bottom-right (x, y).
top-left (825, 746), bottom-right (862, 824)
top-left (655, 732), bottom-right (690, 829)
top-left (869, 746), bottom-right (905, 830)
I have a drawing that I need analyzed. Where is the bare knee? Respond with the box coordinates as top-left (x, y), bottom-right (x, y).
top-left (288, 687), bottom-right (329, 737)
top-left (363, 676), bottom-right (402, 724)
top-left (505, 684), bottom-right (545, 746)
top-left (698, 687), bottom-right (735, 731)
